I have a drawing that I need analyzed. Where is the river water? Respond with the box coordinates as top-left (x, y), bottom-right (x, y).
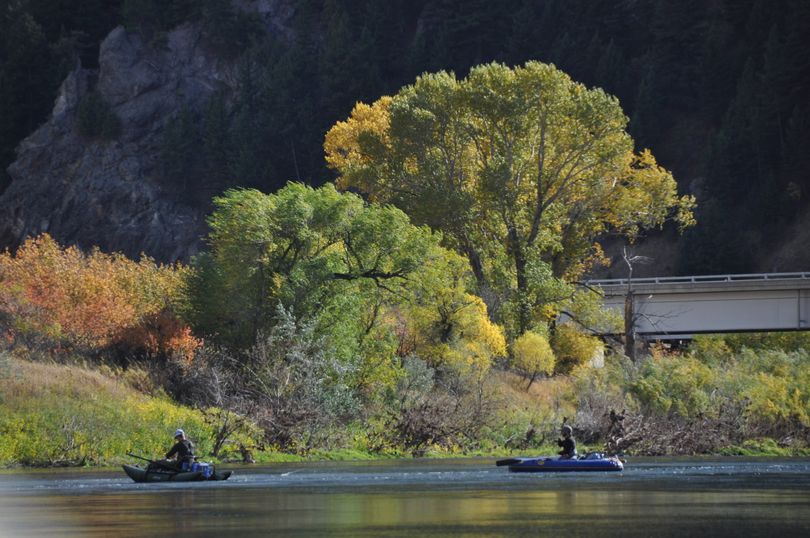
top-left (1, 458), bottom-right (809, 537)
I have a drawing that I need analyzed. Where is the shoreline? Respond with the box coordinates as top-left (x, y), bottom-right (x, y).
top-left (3, 442), bottom-right (808, 471)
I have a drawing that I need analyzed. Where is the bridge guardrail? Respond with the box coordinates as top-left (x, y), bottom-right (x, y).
top-left (584, 272), bottom-right (810, 287)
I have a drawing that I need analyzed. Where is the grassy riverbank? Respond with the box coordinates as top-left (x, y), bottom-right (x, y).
top-left (3, 347), bottom-right (810, 469)
top-left (0, 355), bottom-right (528, 467)
top-left (0, 354), bottom-right (560, 467)
top-left (0, 356), bottom-right (215, 467)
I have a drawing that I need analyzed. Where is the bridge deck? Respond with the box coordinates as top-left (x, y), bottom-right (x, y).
top-left (583, 272), bottom-right (810, 337)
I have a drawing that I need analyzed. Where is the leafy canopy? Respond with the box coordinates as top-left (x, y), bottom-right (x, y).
top-left (397, 248), bottom-right (506, 374)
top-left (185, 183), bottom-right (506, 410)
top-left (326, 61), bottom-right (695, 335)
top-left (186, 183), bottom-right (444, 351)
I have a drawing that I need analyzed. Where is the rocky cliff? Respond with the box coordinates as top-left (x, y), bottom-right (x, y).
top-left (0, 1), bottom-right (293, 262)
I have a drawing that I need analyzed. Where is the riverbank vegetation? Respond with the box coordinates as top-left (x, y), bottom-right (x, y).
top-left (1, 60), bottom-right (809, 467)
top-left (3, 329), bottom-right (810, 467)
top-left (3, 226), bottom-right (810, 466)
top-left (571, 340), bottom-right (810, 456)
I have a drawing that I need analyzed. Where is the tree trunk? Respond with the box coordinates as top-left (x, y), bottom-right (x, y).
top-left (461, 239), bottom-right (487, 290)
top-left (624, 289), bottom-right (635, 361)
top-left (460, 238), bottom-right (501, 322)
top-left (509, 226), bottom-right (531, 335)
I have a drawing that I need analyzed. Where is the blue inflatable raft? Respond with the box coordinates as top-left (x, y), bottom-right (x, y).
top-left (496, 452), bottom-right (624, 472)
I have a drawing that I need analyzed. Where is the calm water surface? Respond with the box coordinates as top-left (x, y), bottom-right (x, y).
top-left (1, 458), bottom-right (809, 537)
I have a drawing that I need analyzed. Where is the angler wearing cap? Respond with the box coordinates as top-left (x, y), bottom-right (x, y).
top-left (557, 424), bottom-right (577, 459)
top-left (165, 429), bottom-right (195, 470)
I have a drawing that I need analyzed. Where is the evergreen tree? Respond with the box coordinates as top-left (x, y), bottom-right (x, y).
top-left (679, 200), bottom-right (749, 274)
top-left (161, 107), bottom-right (200, 193)
top-left (783, 0), bottom-right (810, 106)
top-left (648, 0), bottom-right (708, 112)
top-left (202, 91), bottom-right (232, 191)
top-left (407, 26), bottom-right (452, 79)
top-left (26, 0), bottom-right (123, 67)
top-left (200, 0), bottom-right (260, 55)
top-left (594, 39), bottom-right (626, 98)
top-left (229, 53), bottom-right (272, 188)
top-left (506, 0), bottom-right (541, 64)
top-left (629, 66), bottom-right (656, 150)
top-left (698, 5), bottom-right (741, 123)
top-left (743, 0), bottom-right (783, 51)
top-left (758, 25), bottom-right (789, 167)
top-left (706, 60), bottom-right (759, 204)
top-left (121, 0), bottom-right (197, 37)
top-left (317, 0), bottom-right (362, 121)
top-left (782, 106), bottom-right (810, 198)
top-left (0, 9), bottom-right (61, 193)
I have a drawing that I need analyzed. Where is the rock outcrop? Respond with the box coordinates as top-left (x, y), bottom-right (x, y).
top-left (0, 1), bottom-right (294, 261)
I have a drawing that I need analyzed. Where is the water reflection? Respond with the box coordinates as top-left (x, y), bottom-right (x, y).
top-left (1, 459), bottom-right (810, 537)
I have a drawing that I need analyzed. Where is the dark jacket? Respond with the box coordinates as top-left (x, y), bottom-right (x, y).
top-left (557, 437), bottom-right (576, 458)
top-left (166, 439), bottom-right (194, 464)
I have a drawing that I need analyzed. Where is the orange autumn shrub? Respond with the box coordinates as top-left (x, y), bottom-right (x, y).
top-left (0, 234), bottom-right (198, 358)
top-left (115, 309), bottom-right (200, 362)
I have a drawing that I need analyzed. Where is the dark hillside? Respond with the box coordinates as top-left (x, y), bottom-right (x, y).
top-left (1, 0), bottom-right (808, 272)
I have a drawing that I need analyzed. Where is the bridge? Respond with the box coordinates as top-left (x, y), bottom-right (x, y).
top-left (584, 272), bottom-right (810, 340)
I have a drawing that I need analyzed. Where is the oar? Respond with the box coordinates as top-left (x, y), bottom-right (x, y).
top-left (127, 452), bottom-right (178, 472)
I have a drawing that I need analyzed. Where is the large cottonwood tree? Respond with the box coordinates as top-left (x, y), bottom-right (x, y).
top-left (326, 61), bottom-right (694, 335)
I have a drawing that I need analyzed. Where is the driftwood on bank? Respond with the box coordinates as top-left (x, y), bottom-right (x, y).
top-left (598, 405), bottom-right (798, 456)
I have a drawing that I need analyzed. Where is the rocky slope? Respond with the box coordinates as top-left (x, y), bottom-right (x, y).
top-left (0, 1), bottom-right (293, 262)
top-left (2, 1), bottom-right (807, 274)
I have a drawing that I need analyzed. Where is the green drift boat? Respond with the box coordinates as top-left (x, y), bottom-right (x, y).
top-left (122, 454), bottom-right (232, 483)
top-left (122, 463), bottom-right (232, 483)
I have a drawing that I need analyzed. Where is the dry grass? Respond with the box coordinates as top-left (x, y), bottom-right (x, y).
top-left (494, 370), bottom-right (575, 414)
top-left (0, 357), bottom-right (215, 467)
top-left (1, 359), bottom-right (129, 404)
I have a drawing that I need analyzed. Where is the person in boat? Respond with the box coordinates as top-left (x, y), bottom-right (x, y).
top-left (165, 428), bottom-right (195, 470)
top-left (557, 424), bottom-right (577, 459)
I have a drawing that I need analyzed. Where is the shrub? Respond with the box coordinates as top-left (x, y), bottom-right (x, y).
top-left (235, 306), bottom-right (362, 452)
top-left (114, 309), bottom-right (201, 363)
top-left (723, 332), bottom-right (810, 353)
top-left (737, 349), bottom-right (810, 433)
top-left (511, 331), bottom-right (555, 388)
top-left (571, 354), bottom-right (637, 441)
top-left (382, 356), bottom-right (500, 456)
top-left (630, 354), bottom-right (715, 418)
top-left (0, 234), bottom-right (194, 359)
top-left (689, 335), bottom-right (733, 365)
top-left (551, 324), bottom-right (601, 374)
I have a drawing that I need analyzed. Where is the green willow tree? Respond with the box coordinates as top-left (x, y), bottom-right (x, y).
top-left (326, 61), bottom-right (695, 336)
top-left (184, 182), bottom-right (506, 411)
top-left (185, 183), bottom-right (438, 349)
